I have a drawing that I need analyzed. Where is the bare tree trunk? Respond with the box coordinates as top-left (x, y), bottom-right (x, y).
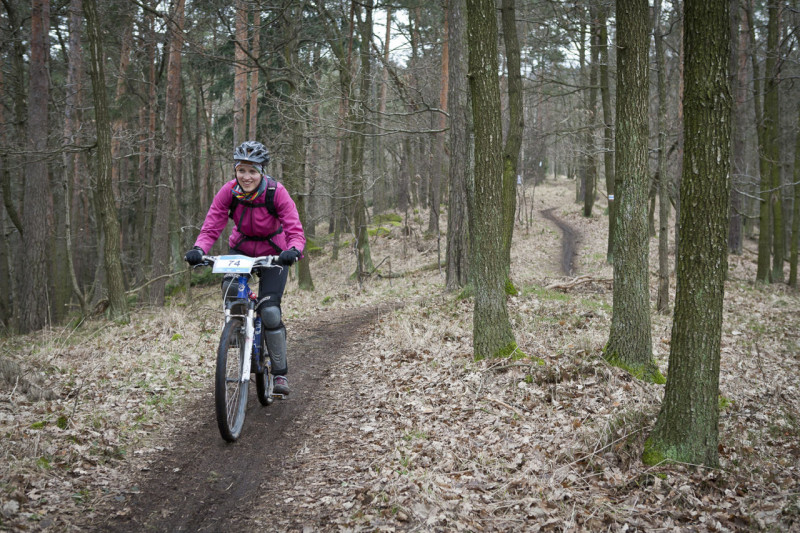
top-left (583, 3), bottom-right (599, 218)
top-left (729, 0), bottom-right (744, 255)
top-left (765, 0), bottom-right (784, 283)
top-left (84, 0), bottom-right (129, 321)
top-left (62, 0), bottom-right (90, 317)
top-left (748, 0), bottom-right (772, 283)
top-left (645, 0), bottom-right (731, 467)
top-left (234, 0), bottom-right (248, 146)
top-left (654, 0), bottom-right (670, 313)
top-left (604, 0), bottom-right (661, 383)
top-left (790, 103), bottom-right (800, 288)
top-left (428, 4), bottom-right (448, 236)
top-left (599, 4), bottom-right (615, 263)
top-left (150, 0), bottom-right (185, 305)
top-left (248, 11), bottom-right (260, 141)
top-left (445, 0), bottom-right (470, 290)
top-left (466, 0), bottom-right (516, 359)
top-left (501, 0), bottom-right (524, 275)
top-left (20, 0), bottom-right (53, 332)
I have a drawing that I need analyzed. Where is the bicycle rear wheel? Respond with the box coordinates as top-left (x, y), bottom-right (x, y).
top-left (255, 338), bottom-right (272, 406)
top-left (216, 317), bottom-right (249, 442)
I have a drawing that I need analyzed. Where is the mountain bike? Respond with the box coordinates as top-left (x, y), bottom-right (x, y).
top-left (195, 254), bottom-right (283, 442)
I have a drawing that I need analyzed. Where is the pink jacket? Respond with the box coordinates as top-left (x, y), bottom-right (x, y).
top-left (194, 179), bottom-right (305, 257)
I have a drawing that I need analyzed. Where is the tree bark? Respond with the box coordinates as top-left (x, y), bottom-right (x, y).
top-left (728, 0), bottom-right (744, 255)
top-left (764, 0), bottom-right (783, 283)
top-left (234, 0), bottom-right (248, 146)
top-left (583, 3), bottom-right (599, 218)
top-left (789, 103), bottom-right (800, 288)
top-left (654, 0), bottom-right (670, 313)
top-left (599, 4), bottom-right (615, 263)
top-left (645, 0), bottom-right (731, 467)
top-left (501, 0), bottom-right (523, 271)
top-left (149, 0), bottom-right (184, 304)
top-left (351, 0), bottom-right (375, 280)
top-left (84, 0), bottom-right (129, 322)
top-left (20, 0), bottom-right (52, 333)
top-left (749, 0), bottom-right (771, 283)
top-left (466, 0), bottom-right (516, 359)
top-left (445, 0), bottom-right (470, 291)
top-left (604, 0), bottom-right (661, 383)
top-left (281, 1), bottom-right (313, 290)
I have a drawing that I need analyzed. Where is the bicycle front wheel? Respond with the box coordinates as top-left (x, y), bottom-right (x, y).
top-left (215, 317), bottom-right (249, 442)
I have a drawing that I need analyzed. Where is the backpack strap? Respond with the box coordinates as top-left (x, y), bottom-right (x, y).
top-left (228, 177), bottom-right (283, 253)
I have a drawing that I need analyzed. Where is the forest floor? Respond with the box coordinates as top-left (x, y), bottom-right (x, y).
top-left (1, 177), bottom-right (799, 532)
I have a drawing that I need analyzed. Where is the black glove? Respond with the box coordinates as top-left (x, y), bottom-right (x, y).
top-left (278, 247), bottom-right (301, 266)
top-left (184, 246), bottom-right (204, 265)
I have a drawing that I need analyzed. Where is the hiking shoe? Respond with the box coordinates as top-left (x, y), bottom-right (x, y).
top-left (273, 375), bottom-right (290, 395)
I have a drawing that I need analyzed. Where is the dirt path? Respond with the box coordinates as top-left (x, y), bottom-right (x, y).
top-left (87, 304), bottom-right (395, 532)
top-left (540, 207), bottom-right (580, 276)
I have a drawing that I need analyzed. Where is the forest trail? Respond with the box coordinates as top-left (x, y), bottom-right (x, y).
top-left (540, 207), bottom-right (580, 275)
top-left (87, 304), bottom-right (397, 532)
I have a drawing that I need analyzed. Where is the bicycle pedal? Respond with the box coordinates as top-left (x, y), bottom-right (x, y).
top-left (271, 393), bottom-right (287, 400)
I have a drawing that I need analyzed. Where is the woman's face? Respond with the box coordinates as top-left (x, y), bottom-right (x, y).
top-left (236, 163), bottom-right (262, 193)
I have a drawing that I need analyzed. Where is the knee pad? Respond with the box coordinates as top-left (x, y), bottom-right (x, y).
top-left (260, 305), bottom-right (282, 329)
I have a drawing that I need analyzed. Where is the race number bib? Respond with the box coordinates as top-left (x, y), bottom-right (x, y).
top-left (212, 255), bottom-right (256, 274)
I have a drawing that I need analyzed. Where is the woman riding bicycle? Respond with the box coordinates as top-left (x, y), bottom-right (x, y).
top-left (184, 140), bottom-right (305, 396)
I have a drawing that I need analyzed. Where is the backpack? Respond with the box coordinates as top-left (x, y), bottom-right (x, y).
top-left (228, 177), bottom-right (283, 253)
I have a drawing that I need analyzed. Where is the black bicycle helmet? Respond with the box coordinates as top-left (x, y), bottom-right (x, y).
top-left (233, 141), bottom-right (270, 165)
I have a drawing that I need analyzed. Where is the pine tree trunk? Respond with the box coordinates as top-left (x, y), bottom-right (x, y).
top-left (233, 0), bottom-right (248, 145)
top-left (20, 0), bottom-right (52, 333)
top-left (604, 0), bottom-right (661, 383)
top-left (84, 0), bottom-right (129, 322)
top-left (728, 0), bottom-right (744, 255)
top-left (749, 0), bottom-right (772, 283)
top-left (445, 0), bottom-right (471, 291)
top-left (645, 0), bottom-right (731, 467)
top-left (765, 0), bottom-right (784, 283)
top-left (789, 104), bottom-right (800, 287)
top-left (466, 0), bottom-right (516, 359)
top-left (282, 4), bottom-right (313, 290)
top-left (149, 0), bottom-right (184, 305)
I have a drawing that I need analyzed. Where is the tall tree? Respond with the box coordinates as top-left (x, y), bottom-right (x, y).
top-left (281, 0), bottom-right (313, 290)
top-left (150, 0), bottom-right (185, 304)
top-left (233, 0), bottom-right (248, 145)
top-left (501, 0), bottom-right (524, 272)
top-left (764, 0), bottom-right (783, 283)
top-left (84, 0), bottom-right (129, 321)
top-left (466, 0), bottom-right (516, 359)
top-left (604, 0), bottom-right (662, 383)
top-left (750, 0), bottom-right (771, 283)
top-left (790, 103), bottom-right (800, 288)
top-left (654, 0), bottom-right (670, 313)
top-left (583, 2), bottom-right (599, 218)
top-left (644, 0), bottom-right (731, 467)
top-left (445, 0), bottom-right (470, 290)
top-left (20, 0), bottom-right (52, 332)
top-left (598, 2), bottom-right (615, 263)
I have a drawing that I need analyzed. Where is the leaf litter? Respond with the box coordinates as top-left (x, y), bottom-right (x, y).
top-left (1, 178), bottom-right (798, 531)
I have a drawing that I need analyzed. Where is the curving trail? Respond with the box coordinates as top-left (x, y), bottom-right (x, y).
top-left (540, 207), bottom-right (580, 276)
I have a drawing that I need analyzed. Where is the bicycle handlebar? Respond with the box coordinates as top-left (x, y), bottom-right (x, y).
top-left (194, 255), bottom-right (283, 270)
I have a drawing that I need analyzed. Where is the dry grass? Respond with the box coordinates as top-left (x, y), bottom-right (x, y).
top-left (1, 177), bottom-right (799, 531)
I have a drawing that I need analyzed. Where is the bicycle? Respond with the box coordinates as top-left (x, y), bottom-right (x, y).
top-left (193, 254), bottom-right (283, 442)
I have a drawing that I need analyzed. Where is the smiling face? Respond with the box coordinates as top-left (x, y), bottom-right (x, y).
top-left (235, 163), bottom-right (262, 193)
